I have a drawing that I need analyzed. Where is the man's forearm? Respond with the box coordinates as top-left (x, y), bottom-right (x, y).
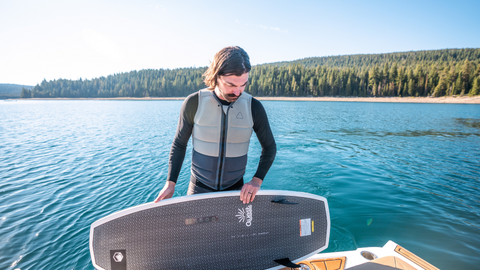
top-left (166, 140), bottom-right (188, 183)
top-left (253, 142), bottom-right (276, 180)
top-left (251, 98), bottom-right (276, 181)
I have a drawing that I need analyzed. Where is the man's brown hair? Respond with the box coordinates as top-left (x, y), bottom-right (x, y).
top-left (203, 46), bottom-right (251, 89)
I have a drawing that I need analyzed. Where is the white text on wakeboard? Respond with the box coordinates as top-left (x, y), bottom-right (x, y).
top-left (236, 205), bottom-right (253, 226)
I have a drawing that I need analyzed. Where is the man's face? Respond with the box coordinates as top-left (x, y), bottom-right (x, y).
top-left (215, 73), bottom-right (249, 102)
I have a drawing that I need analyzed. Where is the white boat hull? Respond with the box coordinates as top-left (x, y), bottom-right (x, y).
top-left (280, 240), bottom-right (438, 270)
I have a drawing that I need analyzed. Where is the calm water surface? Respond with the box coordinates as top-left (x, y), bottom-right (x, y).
top-left (0, 100), bottom-right (479, 269)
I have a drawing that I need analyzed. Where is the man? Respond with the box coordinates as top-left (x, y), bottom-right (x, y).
top-left (154, 46), bottom-right (276, 204)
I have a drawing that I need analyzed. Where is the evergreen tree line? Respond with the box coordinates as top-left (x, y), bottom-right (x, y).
top-left (21, 68), bottom-right (206, 98)
top-left (21, 48), bottom-right (480, 98)
top-left (265, 48), bottom-right (480, 70)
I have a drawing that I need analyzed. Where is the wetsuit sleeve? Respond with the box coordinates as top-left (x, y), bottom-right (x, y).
top-left (167, 92), bottom-right (198, 183)
top-left (251, 98), bottom-right (276, 181)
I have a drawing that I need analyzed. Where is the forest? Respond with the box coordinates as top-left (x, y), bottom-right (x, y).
top-left (21, 48), bottom-right (480, 98)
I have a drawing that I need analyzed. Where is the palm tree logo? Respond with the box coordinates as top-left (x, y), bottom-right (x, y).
top-left (236, 205), bottom-right (252, 226)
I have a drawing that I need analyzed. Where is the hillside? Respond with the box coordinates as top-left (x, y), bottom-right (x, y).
top-left (261, 48), bottom-right (480, 69)
top-left (0, 84), bottom-right (34, 98)
top-left (21, 48), bottom-right (480, 98)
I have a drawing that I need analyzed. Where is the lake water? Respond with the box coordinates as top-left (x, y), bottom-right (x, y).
top-left (0, 100), bottom-right (479, 269)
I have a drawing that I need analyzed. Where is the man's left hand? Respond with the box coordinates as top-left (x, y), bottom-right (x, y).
top-left (240, 177), bottom-right (262, 204)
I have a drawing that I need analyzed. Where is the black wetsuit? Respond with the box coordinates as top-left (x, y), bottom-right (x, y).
top-left (167, 91), bottom-right (276, 192)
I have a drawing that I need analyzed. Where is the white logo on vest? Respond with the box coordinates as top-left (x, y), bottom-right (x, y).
top-left (236, 205), bottom-right (253, 226)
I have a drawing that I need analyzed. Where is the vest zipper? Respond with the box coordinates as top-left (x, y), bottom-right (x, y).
top-left (216, 105), bottom-right (230, 190)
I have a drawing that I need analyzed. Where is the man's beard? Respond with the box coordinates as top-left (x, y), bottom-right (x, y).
top-left (219, 88), bottom-right (241, 102)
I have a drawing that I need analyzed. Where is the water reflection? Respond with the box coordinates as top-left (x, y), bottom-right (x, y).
top-left (325, 128), bottom-right (479, 137)
top-left (454, 118), bottom-right (480, 129)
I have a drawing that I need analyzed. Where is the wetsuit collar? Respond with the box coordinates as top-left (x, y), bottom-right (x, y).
top-left (213, 88), bottom-right (232, 106)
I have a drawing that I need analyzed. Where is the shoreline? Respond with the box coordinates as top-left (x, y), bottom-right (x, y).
top-left (257, 96), bottom-right (480, 104)
top-left (5, 96), bottom-right (480, 104)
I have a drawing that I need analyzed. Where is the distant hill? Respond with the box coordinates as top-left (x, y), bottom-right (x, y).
top-left (22, 48), bottom-right (480, 98)
top-left (0, 84), bottom-right (34, 98)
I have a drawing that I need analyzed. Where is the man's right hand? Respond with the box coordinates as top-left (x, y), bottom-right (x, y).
top-left (154, 181), bottom-right (176, 203)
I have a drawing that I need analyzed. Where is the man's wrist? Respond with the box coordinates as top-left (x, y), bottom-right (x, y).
top-left (251, 177), bottom-right (263, 185)
top-left (165, 180), bottom-right (176, 187)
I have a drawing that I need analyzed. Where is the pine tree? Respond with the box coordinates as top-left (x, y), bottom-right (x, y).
top-left (462, 59), bottom-right (471, 86)
top-left (345, 77), bottom-right (352, 96)
top-left (359, 78), bottom-right (365, 97)
top-left (309, 77), bottom-right (316, 96)
top-left (285, 81), bottom-right (290, 96)
top-left (433, 73), bottom-right (447, 97)
top-left (291, 77), bottom-right (298, 96)
top-left (390, 63), bottom-right (398, 93)
top-left (20, 88), bottom-right (31, 98)
top-left (383, 62), bottom-right (390, 84)
top-left (369, 65), bottom-right (379, 91)
top-left (408, 79), bottom-right (415, 96)
top-left (398, 81), bottom-right (403, 97)
top-left (455, 75), bottom-right (462, 96)
top-left (470, 77), bottom-right (480, 96)
top-left (334, 76), bottom-right (341, 96)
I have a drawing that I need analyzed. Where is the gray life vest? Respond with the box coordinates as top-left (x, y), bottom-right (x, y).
top-left (191, 89), bottom-right (254, 190)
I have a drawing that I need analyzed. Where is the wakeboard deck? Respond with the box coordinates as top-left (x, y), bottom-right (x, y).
top-left (90, 190), bottom-right (330, 270)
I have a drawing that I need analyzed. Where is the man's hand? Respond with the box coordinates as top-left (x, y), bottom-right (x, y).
top-left (240, 177), bottom-right (262, 204)
top-left (154, 181), bottom-right (176, 203)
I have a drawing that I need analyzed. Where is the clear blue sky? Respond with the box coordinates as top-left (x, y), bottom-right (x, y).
top-left (1, 0), bottom-right (479, 86)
